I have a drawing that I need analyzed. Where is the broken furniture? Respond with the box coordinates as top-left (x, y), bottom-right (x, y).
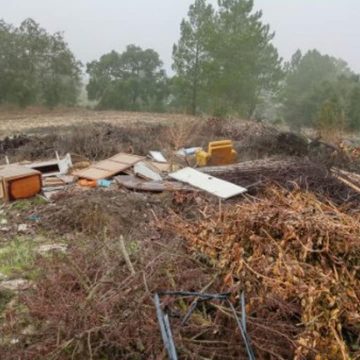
top-left (0, 165), bottom-right (42, 202)
top-left (19, 153), bottom-right (72, 177)
top-left (155, 291), bottom-right (255, 360)
top-left (74, 153), bottom-right (145, 181)
top-left (196, 140), bottom-right (237, 167)
top-left (169, 167), bottom-right (246, 199)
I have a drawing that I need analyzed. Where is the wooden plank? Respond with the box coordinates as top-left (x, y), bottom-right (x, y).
top-left (169, 167), bottom-right (247, 199)
top-left (93, 160), bottom-right (130, 172)
top-left (0, 165), bottom-right (40, 180)
top-left (149, 161), bottom-right (172, 173)
top-left (110, 153), bottom-right (144, 164)
top-left (75, 168), bottom-right (112, 180)
top-left (74, 153), bottom-right (146, 180)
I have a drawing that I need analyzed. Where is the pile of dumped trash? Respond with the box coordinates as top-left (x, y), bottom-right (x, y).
top-left (1, 122), bottom-right (360, 359)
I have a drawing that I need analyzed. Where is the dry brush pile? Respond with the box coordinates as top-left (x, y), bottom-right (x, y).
top-left (165, 188), bottom-right (360, 359)
top-left (0, 191), bottom-right (253, 360)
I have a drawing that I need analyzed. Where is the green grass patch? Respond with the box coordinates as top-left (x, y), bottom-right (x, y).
top-left (9, 196), bottom-right (47, 211)
top-left (0, 237), bottom-right (36, 277)
top-left (0, 289), bottom-right (14, 314)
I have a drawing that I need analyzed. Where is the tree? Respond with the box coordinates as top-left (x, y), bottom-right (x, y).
top-left (172, 0), bottom-right (214, 114)
top-left (347, 83), bottom-right (360, 130)
top-left (172, 0), bottom-right (282, 117)
top-left (0, 18), bottom-right (81, 107)
top-left (316, 96), bottom-right (345, 137)
top-left (87, 45), bottom-right (168, 111)
top-left (208, 0), bottom-right (282, 117)
top-left (282, 49), bottom-right (351, 129)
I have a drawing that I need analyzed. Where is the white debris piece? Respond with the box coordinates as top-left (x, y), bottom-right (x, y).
top-left (17, 224), bottom-right (28, 232)
top-left (149, 151), bottom-right (167, 163)
top-left (37, 244), bottom-right (67, 255)
top-left (169, 167), bottom-right (247, 199)
top-left (176, 147), bottom-right (201, 157)
top-left (0, 279), bottom-right (31, 291)
top-left (134, 161), bottom-right (163, 181)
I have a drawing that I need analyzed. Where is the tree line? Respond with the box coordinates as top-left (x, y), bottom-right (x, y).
top-left (0, 0), bottom-right (359, 131)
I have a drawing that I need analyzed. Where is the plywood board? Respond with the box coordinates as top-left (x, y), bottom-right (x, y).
top-left (0, 165), bottom-right (40, 179)
top-left (93, 160), bottom-right (129, 172)
top-left (75, 168), bottom-right (111, 180)
top-left (74, 153), bottom-right (145, 180)
top-left (110, 153), bottom-right (144, 164)
top-left (149, 161), bottom-right (172, 173)
top-left (169, 167), bottom-right (247, 199)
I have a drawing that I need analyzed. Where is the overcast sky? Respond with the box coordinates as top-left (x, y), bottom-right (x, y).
top-left (1, 0), bottom-right (358, 73)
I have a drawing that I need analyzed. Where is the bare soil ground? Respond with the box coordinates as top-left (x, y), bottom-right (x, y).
top-left (0, 107), bottom-right (197, 137)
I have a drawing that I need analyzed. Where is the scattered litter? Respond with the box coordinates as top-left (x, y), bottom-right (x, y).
top-left (0, 279), bottom-right (31, 291)
top-left (0, 218), bottom-right (7, 225)
top-left (0, 165), bottom-right (42, 202)
top-left (78, 179), bottom-right (97, 188)
top-left (17, 224), bottom-right (28, 232)
top-left (74, 152), bottom-right (145, 180)
top-left (149, 151), bottom-right (167, 163)
top-left (37, 244), bottom-right (67, 255)
top-left (134, 161), bottom-right (163, 181)
top-left (97, 179), bottom-right (112, 188)
top-left (170, 167), bottom-right (247, 199)
top-left (27, 215), bottom-right (41, 222)
top-left (176, 147), bottom-right (201, 157)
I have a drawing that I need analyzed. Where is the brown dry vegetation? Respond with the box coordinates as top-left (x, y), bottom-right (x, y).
top-left (0, 110), bottom-right (359, 360)
top-left (0, 107), bottom-right (198, 137)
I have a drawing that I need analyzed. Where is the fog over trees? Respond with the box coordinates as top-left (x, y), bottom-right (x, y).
top-left (1, 0), bottom-right (359, 130)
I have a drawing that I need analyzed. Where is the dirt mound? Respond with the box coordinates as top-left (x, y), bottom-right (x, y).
top-left (34, 189), bottom-right (169, 239)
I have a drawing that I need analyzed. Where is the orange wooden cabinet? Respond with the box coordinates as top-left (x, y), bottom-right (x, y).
top-left (0, 166), bottom-right (42, 202)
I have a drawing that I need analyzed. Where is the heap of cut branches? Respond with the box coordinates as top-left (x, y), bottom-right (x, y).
top-left (165, 188), bottom-right (360, 359)
top-left (201, 157), bottom-right (360, 205)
